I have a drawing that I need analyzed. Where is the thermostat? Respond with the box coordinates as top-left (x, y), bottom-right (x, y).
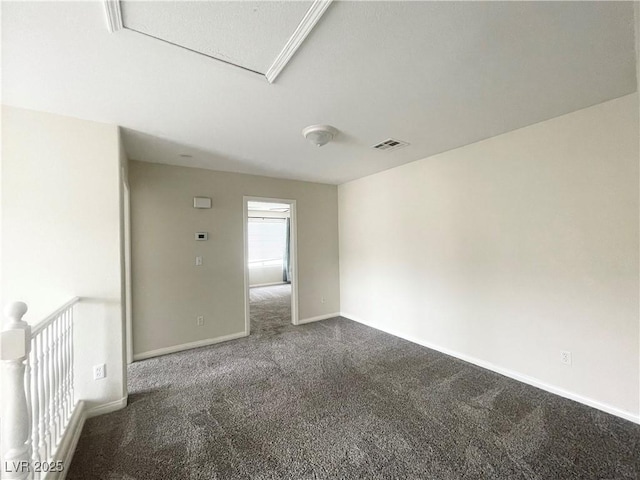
top-left (195, 232), bottom-right (208, 241)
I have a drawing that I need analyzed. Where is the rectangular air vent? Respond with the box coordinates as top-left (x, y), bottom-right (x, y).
top-left (371, 138), bottom-right (409, 152)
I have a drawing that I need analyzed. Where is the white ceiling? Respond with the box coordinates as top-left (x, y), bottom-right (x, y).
top-left (120, 1), bottom-right (312, 74)
top-left (2, 1), bottom-right (637, 185)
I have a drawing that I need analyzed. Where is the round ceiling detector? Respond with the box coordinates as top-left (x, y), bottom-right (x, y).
top-left (302, 125), bottom-right (338, 147)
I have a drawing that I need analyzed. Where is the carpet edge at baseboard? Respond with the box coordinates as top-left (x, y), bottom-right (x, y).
top-left (133, 332), bottom-right (247, 362)
top-left (340, 312), bottom-right (640, 425)
top-left (298, 312), bottom-right (341, 324)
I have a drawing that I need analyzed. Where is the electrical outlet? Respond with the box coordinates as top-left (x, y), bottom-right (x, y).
top-left (196, 315), bottom-right (204, 326)
top-left (195, 256), bottom-right (203, 266)
top-left (560, 350), bottom-right (572, 366)
top-left (93, 364), bottom-right (106, 380)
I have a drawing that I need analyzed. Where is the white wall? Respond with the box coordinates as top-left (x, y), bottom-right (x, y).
top-left (129, 161), bottom-right (340, 358)
top-left (249, 265), bottom-right (286, 287)
top-left (339, 94), bottom-right (639, 421)
top-left (1, 106), bottom-right (126, 412)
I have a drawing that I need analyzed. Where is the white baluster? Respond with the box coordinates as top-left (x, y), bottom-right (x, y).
top-left (43, 325), bottom-right (52, 461)
top-left (37, 333), bottom-right (46, 465)
top-left (50, 322), bottom-right (58, 448)
top-left (65, 310), bottom-right (72, 421)
top-left (50, 322), bottom-right (56, 445)
top-left (62, 313), bottom-right (68, 426)
top-left (24, 349), bottom-right (33, 461)
top-left (60, 314), bottom-right (66, 429)
top-left (56, 317), bottom-right (62, 441)
top-left (59, 314), bottom-right (65, 430)
top-left (30, 336), bottom-right (41, 466)
top-left (53, 316), bottom-right (61, 443)
top-left (69, 307), bottom-right (75, 408)
top-left (1, 301), bottom-right (32, 480)
top-left (61, 311), bottom-right (68, 424)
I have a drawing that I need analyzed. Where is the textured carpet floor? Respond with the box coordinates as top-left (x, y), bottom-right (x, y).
top-left (249, 284), bottom-right (292, 335)
top-left (69, 286), bottom-right (640, 479)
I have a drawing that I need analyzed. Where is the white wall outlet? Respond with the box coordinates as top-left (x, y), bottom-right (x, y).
top-left (93, 363), bottom-right (106, 380)
top-left (195, 256), bottom-right (203, 266)
top-left (560, 350), bottom-right (572, 365)
top-left (196, 315), bottom-right (204, 326)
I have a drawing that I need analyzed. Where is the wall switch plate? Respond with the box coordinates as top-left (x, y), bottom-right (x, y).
top-left (195, 232), bottom-right (208, 241)
top-left (197, 316), bottom-right (204, 326)
top-left (195, 256), bottom-right (203, 266)
top-left (321, 297), bottom-right (326, 304)
top-left (560, 350), bottom-right (572, 365)
top-left (93, 363), bottom-right (106, 380)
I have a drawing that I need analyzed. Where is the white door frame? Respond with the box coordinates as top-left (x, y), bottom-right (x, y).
top-left (243, 196), bottom-right (299, 335)
top-left (123, 173), bottom-right (133, 364)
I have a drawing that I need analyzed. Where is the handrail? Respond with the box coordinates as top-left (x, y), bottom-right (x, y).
top-left (30, 297), bottom-right (80, 338)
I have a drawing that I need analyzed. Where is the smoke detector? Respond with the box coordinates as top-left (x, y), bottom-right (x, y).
top-left (302, 125), bottom-right (338, 147)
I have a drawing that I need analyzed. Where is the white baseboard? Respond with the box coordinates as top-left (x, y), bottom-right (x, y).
top-left (49, 400), bottom-right (86, 480)
top-left (297, 312), bottom-right (341, 324)
top-left (250, 282), bottom-right (287, 288)
top-left (44, 397), bottom-right (128, 478)
top-left (340, 312), bottom-right (640, 425)
top-left (133, 331), bottom-right (247, 361)
top-left (85, 396), bottom-right (128, 419)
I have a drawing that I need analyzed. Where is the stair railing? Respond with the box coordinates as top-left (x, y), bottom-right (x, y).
top-left (1, 298), bottom-right (79, 479)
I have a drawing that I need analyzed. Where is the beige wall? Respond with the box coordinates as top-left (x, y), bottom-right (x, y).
top-left (129, 161), bottom-right (340, 357)
top-left (635, 0), bottom-right (640, 414)
top-left (1, 106), bottom-right (126, 411)
top-left (339, 94), bottom-right (640, 420)
top-left (636, 3), bottom-right (639, 95)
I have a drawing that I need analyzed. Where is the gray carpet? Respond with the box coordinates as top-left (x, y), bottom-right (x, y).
top-left (249, 284), bottom-right (292, 335)
top-left (68, 287), bottom-right (640, 479)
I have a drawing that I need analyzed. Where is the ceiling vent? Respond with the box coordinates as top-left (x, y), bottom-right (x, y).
top-left (371, 138), bottom-right (409, 152)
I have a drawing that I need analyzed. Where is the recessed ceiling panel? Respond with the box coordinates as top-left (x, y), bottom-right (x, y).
top-left (120, 1), bottom-right (313, 73)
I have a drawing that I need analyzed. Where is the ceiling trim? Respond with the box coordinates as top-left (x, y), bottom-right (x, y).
top-left (265, 0), bottom-right (333, 83)
top-left (103, 0), bottom-right (123, 33)
top-left (103, 0), bottom-right (332, 83)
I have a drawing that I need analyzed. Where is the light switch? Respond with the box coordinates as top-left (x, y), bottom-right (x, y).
top-left (195, 256), bottom-right (203, 266)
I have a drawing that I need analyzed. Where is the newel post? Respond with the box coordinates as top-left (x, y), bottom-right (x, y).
top-left (1, 302), bottom-right (32, 480)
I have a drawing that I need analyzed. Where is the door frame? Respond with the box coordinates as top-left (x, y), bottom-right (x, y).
top-left (123, 170), bottom-right (133, 365)
top-left (243, 196), bottom-right (299, 335)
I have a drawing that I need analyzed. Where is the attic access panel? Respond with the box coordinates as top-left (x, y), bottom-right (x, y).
top-left (111, 1), bottom-right (330, 82)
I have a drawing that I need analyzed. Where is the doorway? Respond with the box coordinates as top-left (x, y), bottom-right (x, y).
top-left (243, 197), bottom-right (298, 335)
